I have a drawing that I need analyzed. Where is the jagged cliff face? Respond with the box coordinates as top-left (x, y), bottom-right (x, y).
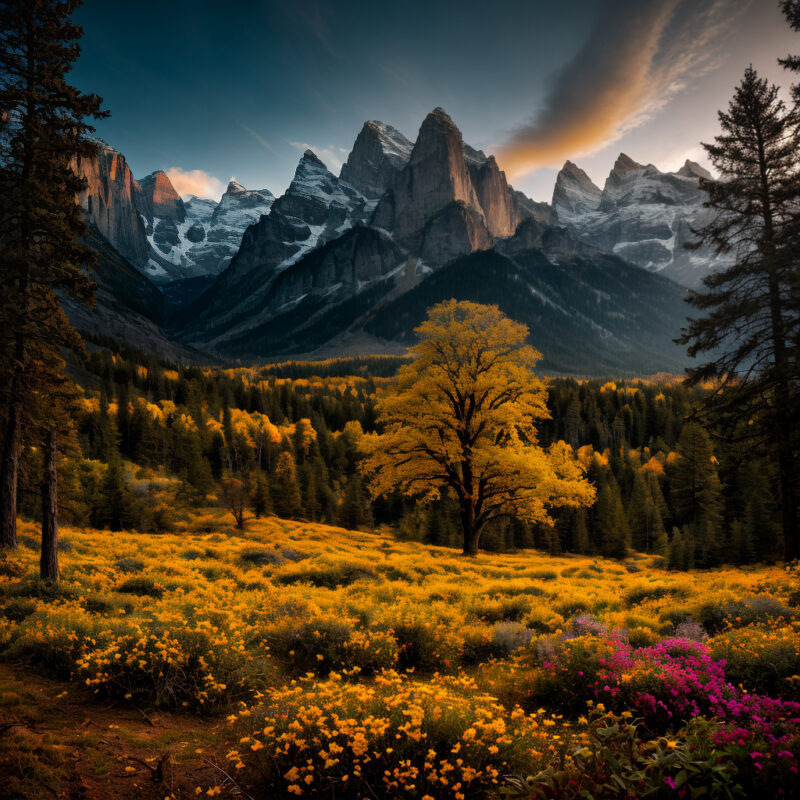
top-left (174, 150), bottom-right (372, 342)
top-left (79, 157), bottom-right (274, 282)
top-left (77, 145), bottom-right (149, 268)
top-left (177, 107), bottom-right (560, 353)
top-left (137, 170), bottom-right (185, 221)
top-left (136, 170), bottom-right (188, 277)
top-left (552, 154), bottom-right (718, 287)
top-left (177, 181), bottom-right (275, 278)
top-left (368, 108), bottom-right (549, 267)
top-left (77, 108), bottom-right (695, 372)
top-left (551, 160), bottom-right (602, 223)
top-left (372, 108), bottom-right (488, 257)
top-left (339, 121), bottom-right (413, 198)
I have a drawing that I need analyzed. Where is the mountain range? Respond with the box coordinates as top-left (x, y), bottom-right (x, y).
top-left (69, 108), bottom-right (719, 374)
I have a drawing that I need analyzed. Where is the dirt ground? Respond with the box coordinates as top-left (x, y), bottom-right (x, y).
top-left (0, 663), bottom-right (246, 799)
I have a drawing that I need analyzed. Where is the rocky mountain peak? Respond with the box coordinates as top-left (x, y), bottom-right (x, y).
top-left (552, 161), bottom-right (602, 222)
top-left (340, 119), bottom-right (413, 197)
top-left (225, 179), bottom-right (247, 195)
top-left (611, 153), bottom-right (644, 176)
top-left (138, 170), bottom-right (185, 223)
top-left (302, 148), bottom-right (326, 167)
top-left (76, 144), bottom-right (149, 267)
top-left (371, 107), bottom-right (488, 263)
top-left (676, 159), bottom-right (712, 181)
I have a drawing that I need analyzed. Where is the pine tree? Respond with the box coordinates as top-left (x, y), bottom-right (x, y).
top-left (678, 67), bottom-right (800, 561)
top-left (337, 473), bottom-right (372, 530)
top-left (595, 481), bottom-right (630, 559)
top-left (780, 0), bottom-right (800, 102)
top-left (654, 526), bottom-right (670, 562)
top-left (97, 457), bottom-right (135, 532)
top-left (0, 0), bottom-right (105, 549)
top-left (671, 423), bottom-right (723, 534)
top-left (250, 471), bottom-right (271, 518)
top-left (730, 519), bottom-right (754, 565)
top-left (272, 450), bottom-right (303, 519)
top-left (668, 527), bottom-right (688, 571)
top-left (570, 508), bottom-right (591, 554)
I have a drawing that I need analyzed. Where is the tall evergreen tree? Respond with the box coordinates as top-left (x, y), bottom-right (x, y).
top-left (272, 450), bottom-right (303, 519)
top-left (678, 67), bottom-right (800, 560)
top-left (0, 0), bottom-right (105, 549)
top-left (594, 480), bottom-right (630, 559)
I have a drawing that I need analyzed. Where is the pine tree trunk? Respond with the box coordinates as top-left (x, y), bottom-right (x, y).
top-left (40, 429), bottom-right (59, 582)
top-left (756, 124), bottom-right (799, 562)
top-left (0, 400), bottom-right (21, 550)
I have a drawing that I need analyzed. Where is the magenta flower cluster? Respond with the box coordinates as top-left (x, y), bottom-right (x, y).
top-left (546, 634), bottom-right (800, 783)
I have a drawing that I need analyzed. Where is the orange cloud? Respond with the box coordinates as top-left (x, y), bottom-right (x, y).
top-left (164, 167), bottom-right (226, 200)
top-left (497, 0), bottom-right (745, 178)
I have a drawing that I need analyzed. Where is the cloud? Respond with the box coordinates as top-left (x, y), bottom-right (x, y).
top-left (165, 167), bottom-right (226, 200)
top-left (237, 121), bottom-right (277, 155)
top-left (289, 141), bottom-right (344, 173)
top-left (497, 0), bottom-right (747, 178)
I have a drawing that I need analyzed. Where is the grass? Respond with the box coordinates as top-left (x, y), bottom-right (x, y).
top-left (0, 512), bottom-right (798, 798)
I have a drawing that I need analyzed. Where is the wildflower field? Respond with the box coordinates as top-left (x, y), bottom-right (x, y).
top-left (1, 513), bottom-right (799, 799)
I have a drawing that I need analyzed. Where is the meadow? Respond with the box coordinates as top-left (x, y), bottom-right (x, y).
top-left (1, 512), bottom-right (799, 798)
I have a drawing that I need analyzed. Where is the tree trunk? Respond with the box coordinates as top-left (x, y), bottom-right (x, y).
top-left (777, 442), bottom-right (799, 561)
top-left (0, 400), bottom-right (21, 549)
top-left (460, 497), bottom-right (480, 556)
top-left (40, 429), bottom-right (59, 582)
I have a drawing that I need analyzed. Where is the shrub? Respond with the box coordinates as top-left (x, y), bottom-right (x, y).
top-left (471, 594), bottom-right (531, 622)
top-left (228, 671), bottom-right (557, 800)
top-left (0, 555), bottom-right (25, 578)
top-left (709, 624), bottom-right (800, 700)
top-left (528, 569), bottom-right (559, 581)
top-left (1, 598), bottom-right (36, 622)
top-left (239, 547), bottom-right (282, 566)
top-left (116, 576), bottom-right (163, 597)
top-left (392, 617), bottom-right (462, 672)
top-left (261, 617), bottom-right (353, 675)
top-left (697, 596), bottom-right (795, 632)
top-left (83, 594), bottom-right (133, 614)
top-left (553, 598), bottom-right (590, 618)
top-left (529, 713), bottom-right (745, 799)
top-left (115, 557), bottom-right (144, 574)
top-left (275, 559), bottom-right (376, 588)
top-left (627, 626), bottom-right (659, 647)
top-left (3, 606), bottom-right (102, 679)
top-left (76, 625), bottom-right (246, 710)
top-left (674, 619), bottom-right (708, 642)
top-left (624, 583), bottom-right (683, 605)
top-left (492, 621), bottom-right (534, 656)
top-left (260, 617), bottom-right (396, 676)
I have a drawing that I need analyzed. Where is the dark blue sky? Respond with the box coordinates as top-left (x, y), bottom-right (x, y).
top-left (71, 0), bottom-right (797, 201)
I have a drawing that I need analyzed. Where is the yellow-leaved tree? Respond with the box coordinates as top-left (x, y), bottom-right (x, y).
top-left (360, 300), bottom-right (596, 555)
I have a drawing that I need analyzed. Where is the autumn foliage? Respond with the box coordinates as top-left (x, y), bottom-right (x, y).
top-left (362, 301), bottom-right (595, 555)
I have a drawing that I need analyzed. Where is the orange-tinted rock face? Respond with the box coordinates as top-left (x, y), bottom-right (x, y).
top-left (468, 155), bottom-right (517, 239)
top-left (77, 146), bottom-right (149, 267)
top-left (370, 108), bottom-right (547, 266)
top-left (137, 170), bottom-right (185, 223)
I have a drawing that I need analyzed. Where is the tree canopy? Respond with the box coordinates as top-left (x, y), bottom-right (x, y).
top-left (361, 300), bottom-right (595, 555)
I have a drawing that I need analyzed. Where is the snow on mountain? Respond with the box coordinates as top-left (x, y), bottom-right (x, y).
top-left (552, 156), bottom-right (719, 287)
top-left (136, 176), bottom-right (274, 281)
top-left (173, 149), bottom-right (371, 343)
top-left (551, 161), bottom-right (602, 223)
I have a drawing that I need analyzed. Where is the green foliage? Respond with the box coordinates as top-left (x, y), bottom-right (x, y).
top-left (528, 714), bottom-right (745, 799)
top-left (116, 576), bottom-right (163, 598)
